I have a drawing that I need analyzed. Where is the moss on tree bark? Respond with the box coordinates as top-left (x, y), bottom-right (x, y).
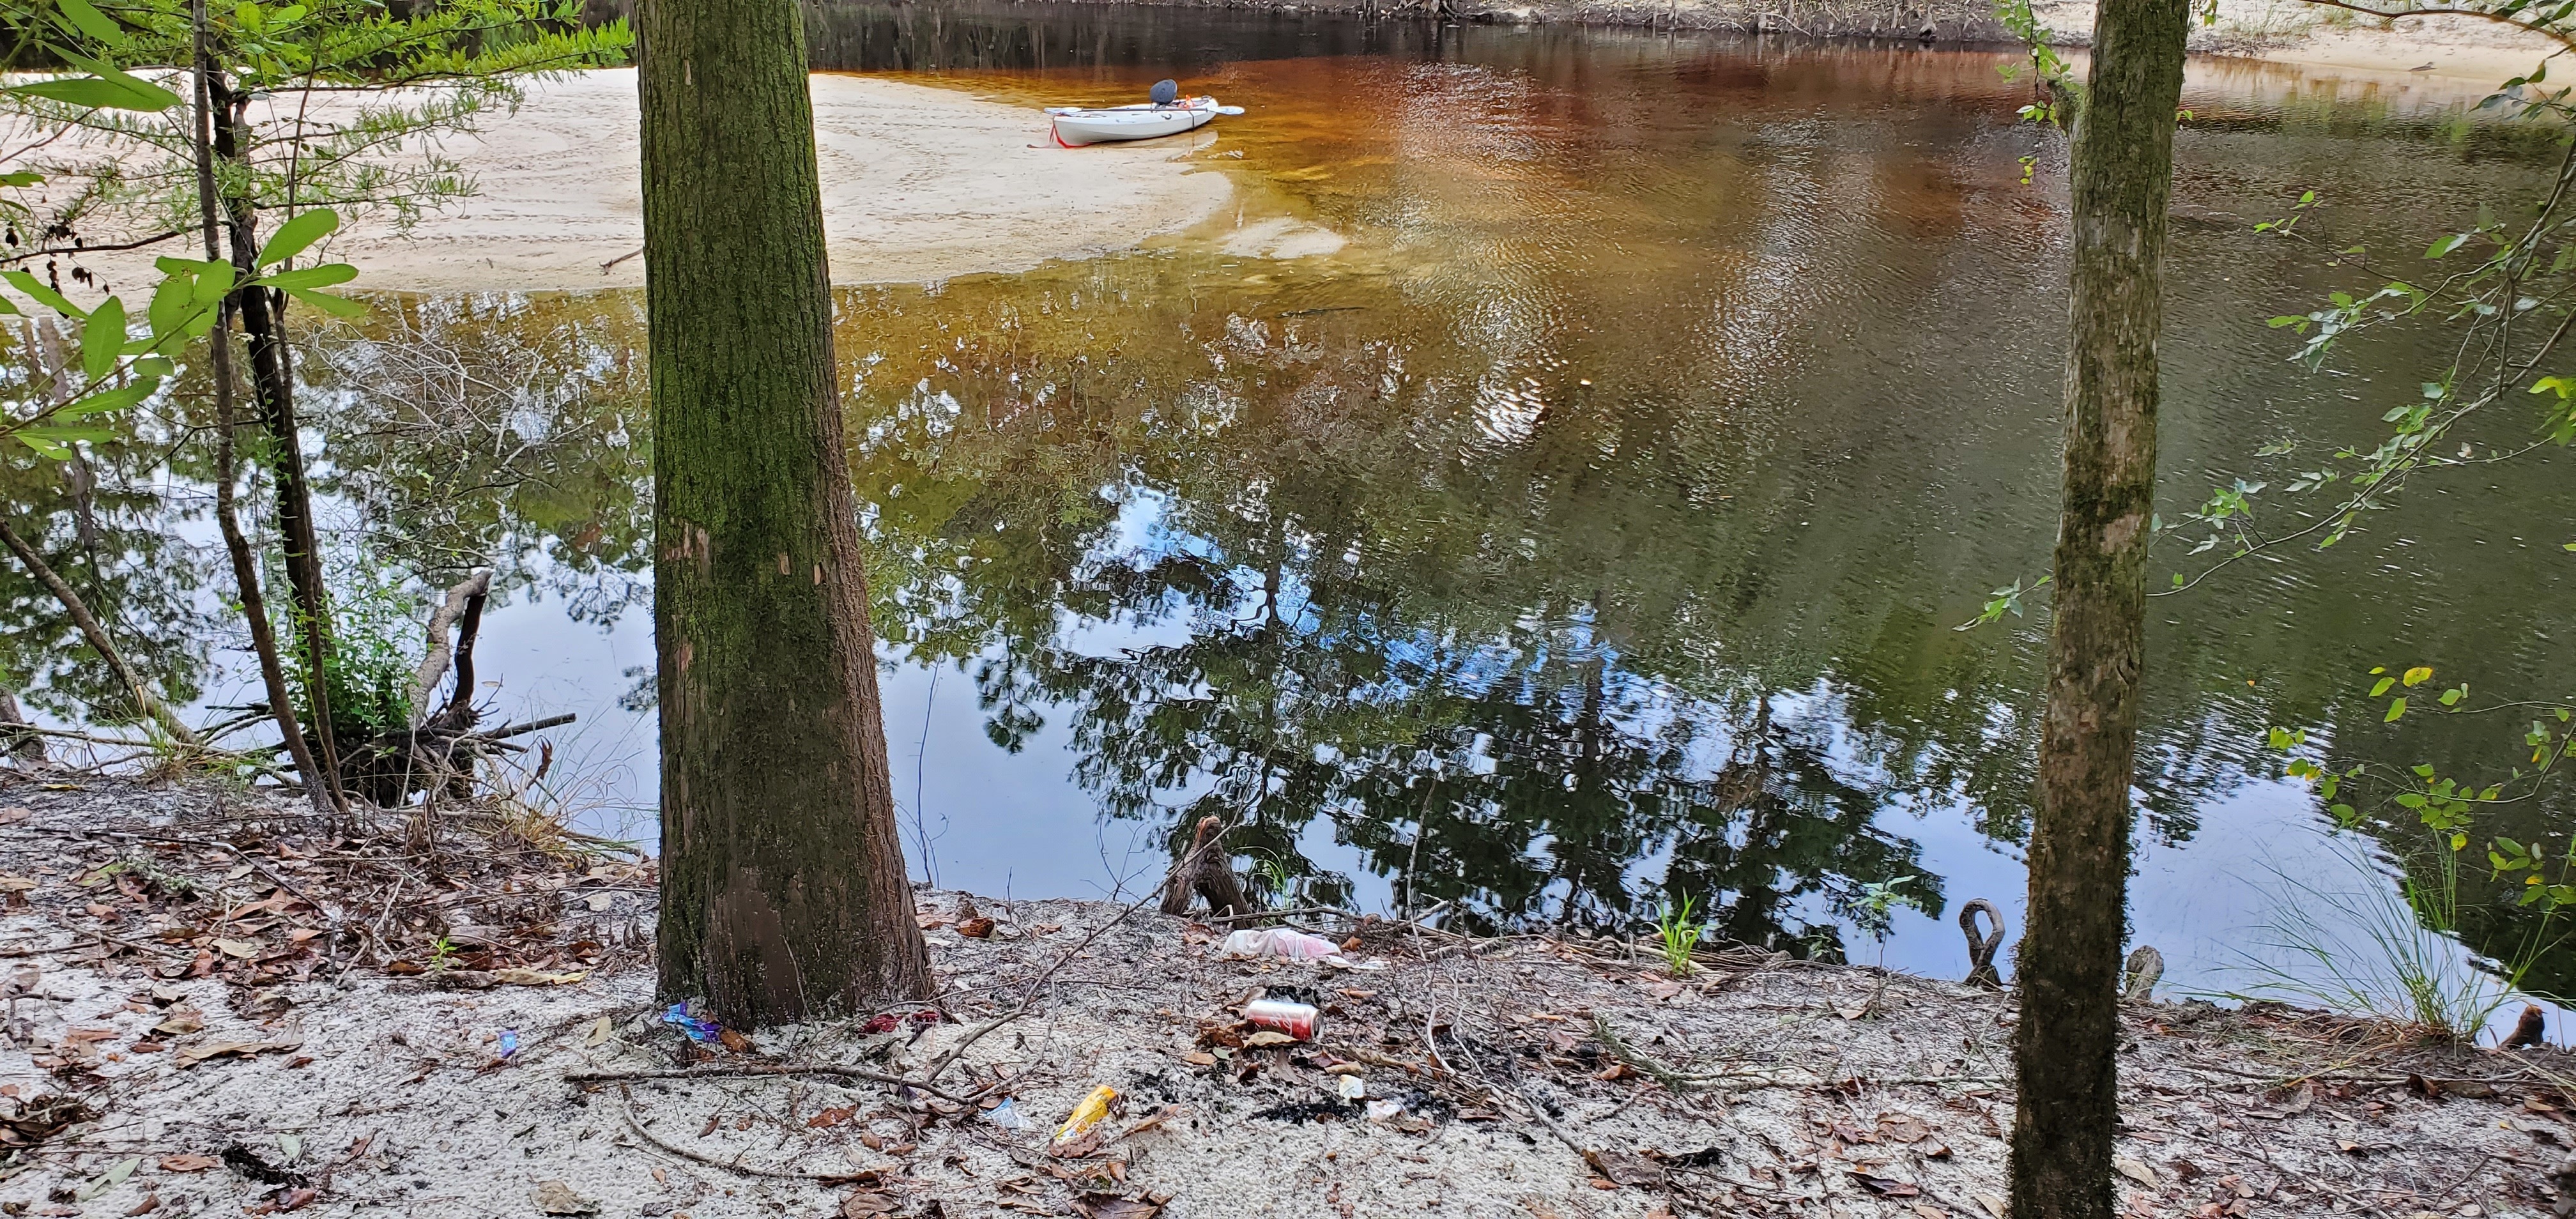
top-left (2009, 1), bottom-right (2188, 1216)
top-left (640, 0), bottom-right (934, 1026)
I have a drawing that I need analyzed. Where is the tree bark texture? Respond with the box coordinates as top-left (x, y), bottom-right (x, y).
top-left (2009, 3), bottom-right (2188, 1218)
top-left (207, 73), bottom-right (341, 777)
top-left (640, 0), bottom-right (933, 1026)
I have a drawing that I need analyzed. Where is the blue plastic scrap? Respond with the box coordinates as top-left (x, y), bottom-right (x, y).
top-left (663, 1001), bottom-right (723, 1043)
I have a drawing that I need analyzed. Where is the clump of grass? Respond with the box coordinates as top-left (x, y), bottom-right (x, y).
top-left (1655, 896), bottom-right (1705, 976)
top-left (2223, 832), bottom-right (2563, 1044)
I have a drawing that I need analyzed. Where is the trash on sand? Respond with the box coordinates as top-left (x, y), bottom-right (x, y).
top-left (663, 1001), bottom-right (723, 1043)
top-left (1244, 999), bottom-right (1319, 1040)
top-left (1366, 1098), bottom-right (1405, 1122)
top-left (1055, 1085), bottom-right (1118, 1145)
top-left (496, 1029), bottom-right (519, 1057)
top-left (1220, 928), bottom-right (1340, 960)
top-left (986, 1098), bottom-right (1032, 1131)
top-left (1337, 1074), bottom-right (1367, 1100)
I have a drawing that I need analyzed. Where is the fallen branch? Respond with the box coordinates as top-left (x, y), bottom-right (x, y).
top-left (408, 571), bottom-right (492, 726)
top-left (608, 1083), bottom-right (878, 1182)
top-left (567, 1062), bottom-right (966, 1103)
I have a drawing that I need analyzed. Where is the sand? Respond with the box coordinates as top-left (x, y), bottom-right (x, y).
top-left (0, 776), bottom-right (2569, 1219)
top-left (26, 69), bottom-right (1230, 297)
top-left (2032, 0), bottom-right (2571, 85)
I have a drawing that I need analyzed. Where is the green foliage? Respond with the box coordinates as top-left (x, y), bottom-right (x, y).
top-left (2224, 832), bottom-right (2559, 1043)
top-left (1653, 895), bottom-right (1703, 976)
top-left (1848, 874), bottom-right (1920, 943)
top-left (1, 0), bottom-right (629, 282)
top-left (299, 555), bottom-right (425, 735)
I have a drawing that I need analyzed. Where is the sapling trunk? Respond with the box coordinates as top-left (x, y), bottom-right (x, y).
top-left (2007, 1), bottom-right (2189, 1216)
top-left (205, 68), bottom-right (342, 781)
top-left (193, 1), bottom-right (338, 818)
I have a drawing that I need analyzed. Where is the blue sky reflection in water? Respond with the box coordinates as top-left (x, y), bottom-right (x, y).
top-left (229, 12), bottom-right (2576, 1032)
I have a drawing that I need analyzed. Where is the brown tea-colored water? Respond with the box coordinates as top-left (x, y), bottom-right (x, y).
top-left (191, 10), bottom-right (2576, 1013)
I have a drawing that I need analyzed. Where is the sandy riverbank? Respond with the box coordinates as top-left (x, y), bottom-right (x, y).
top-left (330, 69), bottom-right (1231, 293)
top-left (0, 775), bottom-right (2568, 1218)
top-left (17, 69), bottom-right (1229, 297)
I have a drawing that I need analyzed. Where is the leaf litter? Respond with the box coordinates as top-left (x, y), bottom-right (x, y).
top-left (0, 776), bottom-right (2565, 1218)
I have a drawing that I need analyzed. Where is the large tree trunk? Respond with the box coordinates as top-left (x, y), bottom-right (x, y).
top-left (206, 72), bottom-right (342, 781)
top-left (640, 0), bottom-right (933, 1026)
top-left (2007, 3), bottom-right (2189, 1218)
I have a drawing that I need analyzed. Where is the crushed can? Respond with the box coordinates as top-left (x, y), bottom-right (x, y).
top-left (1243, 998), bottom-right (1319, 1040)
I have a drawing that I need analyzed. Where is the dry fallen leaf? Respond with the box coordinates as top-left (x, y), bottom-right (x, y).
top-left (213, 939), bottom-right (259, 959)
top-left (583, 1016), bottom-right (613, 1047)
top-left (0, 807), bottom-right (27, 825)
top-left (1181, 1051), bottom-right (1216, 1066)
top-left (956, 917), bottom-right (996, 939)
top-left (2114, 1154), bottom-right (2160, 1191)
top-left (1584, 1149), bottom-right (1667, 1189)
top-left (175, 1038), bottom-right (302, 1068)
top-left (491, 968), bottom-right (586, 986)
top-left (158, 1154), bottom-right (220, 1173)
top-left (1975, 1193), bottom-right (2009, 1219)
top-left (1068, 1192), bottom-right (1162, 1219)
top-left (1879, 1113), bottom-right (1933, 1143)
top-left (1243, 1031), bottom-right (1295, 1048)
top-left (531, 1179), bottom-right (599, 1216)
top-left (1913, 1207), bottom-right (1950, 1219)
top-left (1849, 1172), bottom-right (1920, 1198)
top-left (718, 1027), bottom-right (752, 1054)
top-left (808, 1105), bottom-right (857, 1129)
top-left (840, 1192), bottom-right (897, 1217)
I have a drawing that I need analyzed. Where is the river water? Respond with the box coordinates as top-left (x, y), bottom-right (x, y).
top-left (39, 5), bottom-right (2576, 1020)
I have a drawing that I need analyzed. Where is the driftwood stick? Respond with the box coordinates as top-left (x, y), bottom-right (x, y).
top-left (408, 571), bottom-right (492, 726)
top-left (606, 1084), bottom-right (878, 1182)
top-left (566, 1063), bottom-right (965, 1103)
top-left (0, 516), bottom-right (199, 747)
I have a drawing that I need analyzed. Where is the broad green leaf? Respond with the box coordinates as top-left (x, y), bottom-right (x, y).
top-left (54, 0), bottom-right (125, 43)
top-left (4, 270), bottom-right (84, 318)
top-left (256, 209), bottom-right (340, 268)
top-left (2370, 676), bottom-right (2395, 697)
top-left (79, 296), bottom-right (123, 382)
top-left (2402, 665), bottom-right (2434, 687)
top-left (257, 262), bottom-right (356, 291)
top-left (56, 52), bottom-right (182, 112)
top-left (55, 382), bottom-right (153, 420)
top-left (2385, 696), bottom-right (2408, 722)
top-left (13, 432), bottom-right (71, 459)
top-left (2426, 233), bottom-right (2470, 258)
top-left (132, 356), bottom-right (172, 378)
top-left (147, 273), bottom-right (191, 337)
top-left (0, 296), bottom-right (17, 316)
top-left (190, 260), bottom-right (235, 306)
top-left (282, 287), bottom-right (365, 318)
top-left (0, 171), bottom-right (40, 187)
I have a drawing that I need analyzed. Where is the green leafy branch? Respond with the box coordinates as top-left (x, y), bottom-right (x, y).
top-left (1, 206), bottom-right (360, 458)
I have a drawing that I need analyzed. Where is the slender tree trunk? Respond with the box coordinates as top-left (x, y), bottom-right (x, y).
top-left (2007, 3), bottom-right (2188, 1218)
top-left (0, 517), bottom-right (197, 746)
top-left (193, 2), bottom-right (339, 819)
top-left (205, 71), bottom-right (341, 781)
top-left (640, 0), bottom-right (933, 1025)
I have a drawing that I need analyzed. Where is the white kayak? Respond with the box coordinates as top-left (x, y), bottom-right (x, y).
top-left (1045, 96), bottom-right (1243, 147)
